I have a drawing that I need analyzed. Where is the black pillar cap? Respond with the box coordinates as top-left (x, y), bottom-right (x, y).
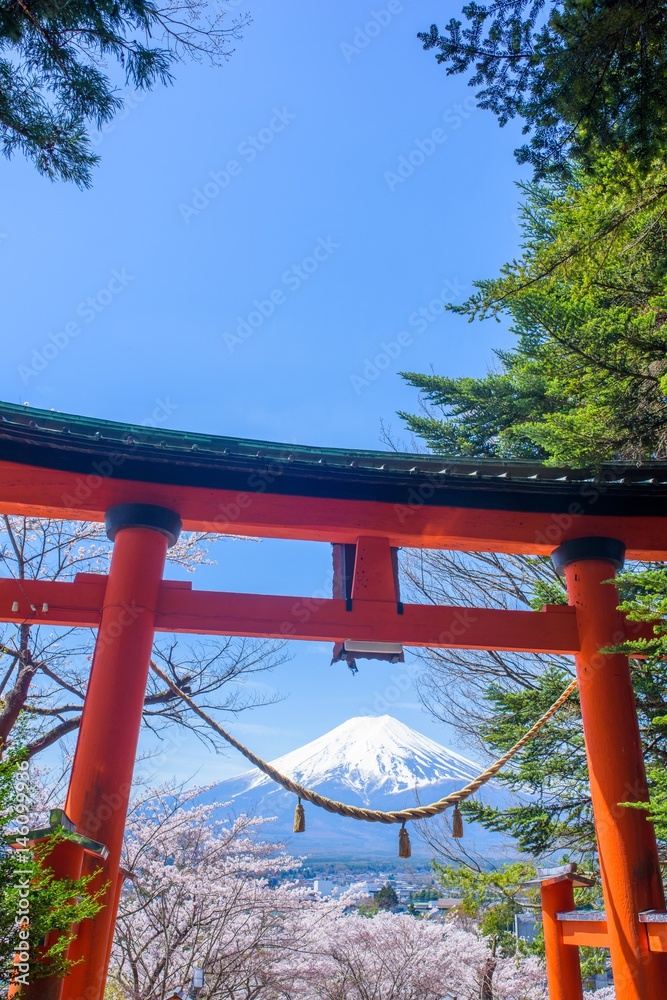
top-left (105, 503), bottom-right (182, 548)
top-left (551, 536), bottom-right (625, 577)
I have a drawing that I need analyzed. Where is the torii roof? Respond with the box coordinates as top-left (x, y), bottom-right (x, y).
top-left (0, 401), bottom-right (665, 557)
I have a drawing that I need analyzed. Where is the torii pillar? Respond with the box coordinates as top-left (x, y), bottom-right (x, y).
top-left (29, 504), bottom-right (181, 1000)
top-left (552, 537), bottom-right (667, 1000)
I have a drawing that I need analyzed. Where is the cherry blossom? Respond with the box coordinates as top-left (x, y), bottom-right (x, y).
top-left (109, 785), bottom-right (553, 1000)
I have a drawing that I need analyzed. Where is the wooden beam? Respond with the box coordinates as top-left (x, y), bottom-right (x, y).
top-left (2, 461), bottom-right (667, 557)
top-left (558, 911), bottom-right (667, 954)
top-left (558, 912), bottom-right (610, 949)
top-left (0, 575), bottom-right (581, 652)
top-left (640, 913), bottom-right (667, 953)
top-left (0, 576), bottom-right (104, 628)
top-left (153, 590), bottom-right (581, 652)
top-left (0, 575), bottom-right (660, 654)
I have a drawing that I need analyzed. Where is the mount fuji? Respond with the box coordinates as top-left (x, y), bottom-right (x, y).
top-left (205, 716), bottom-right (514, 858)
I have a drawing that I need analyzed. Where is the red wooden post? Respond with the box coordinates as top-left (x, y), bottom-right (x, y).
top-left (539, 875), bottom-right (584, 1000)
top-left (40, 504), bottom-right (180, 1000)
top-left (553, 537), bottom-right (667, 1000)
top-left (22, 839), bottom-right (86, 1000)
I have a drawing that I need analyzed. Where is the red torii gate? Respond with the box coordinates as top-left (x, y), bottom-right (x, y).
top-left (0, 401), bottom-right (666, 1000)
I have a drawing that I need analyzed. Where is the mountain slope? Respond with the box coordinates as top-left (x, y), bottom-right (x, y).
top-left (241, 715), bottom-right (487, 800)
top-left (205, 716), bottom-right (514, 858)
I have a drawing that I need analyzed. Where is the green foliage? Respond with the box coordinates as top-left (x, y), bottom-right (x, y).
top-left (408, 13), bottom-right (667, 965)
top-left (375, 882), bottom-right (399, 911)
top-left (400, 154), bottom-right (667, 467)
top-left (617, 765), bottom-right (667, 849)
top-left (0, 744), bottom-right (103, 989)
top-left (526, 569), bottom-right (568, 611)
top-left (615, 567), bottom-right (667, 661)
top-left (638, 766), bottom-right (667, 842)
top-left (434, 860), bottom-right (534, 956)
top-left (399, 148), bottom-right (667, 890)
top-left (409, 885), bottom-right (439, 902)
top-left (0, 0), bottom-right (247, 186)
top-left (608, 565), bottom-right (667, 847)
top-left (434, 859), bottom-right (533, 913)
top-left (104, 982), bottom-right (129, 1000)
top-left (454, 652), bottom-right (667, 864)
top-left (434, 856), bottom-right (608, 974)
top-left (429, 654), bottom-right (667, 944)
top-left (416, 600), bottom-right (667, 974)
top-left (420, 2), bottom-right (667, 177)
top-left (462, 668), bottom-right (595, 859)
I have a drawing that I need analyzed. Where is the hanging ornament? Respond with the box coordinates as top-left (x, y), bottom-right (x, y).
top-left (293, 797), bottom-right (306, 833)
top-left (398, 821), bottom-right (412, 858)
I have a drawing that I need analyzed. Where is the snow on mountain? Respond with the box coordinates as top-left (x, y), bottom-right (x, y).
top-left (205, 716), bottom-right (514, 858)
top-left (240, 715), bottom-right (485, 803)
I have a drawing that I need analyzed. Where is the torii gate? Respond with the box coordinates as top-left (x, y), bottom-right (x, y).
top-left (0, 400), bottom-right (666, 1000)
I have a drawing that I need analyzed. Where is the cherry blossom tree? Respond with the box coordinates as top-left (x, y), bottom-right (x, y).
top-left (109, 784), bottom-right (323, 1000)
top-left (278, 914), bottom-right (547, 1000)
top-left (107, 785), bottom-right (552, 1000)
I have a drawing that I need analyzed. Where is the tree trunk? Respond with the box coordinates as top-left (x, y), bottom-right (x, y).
top-left (480, 937), bottom-right (498, 1000)
top-left (0, 626), bottom-right (36, 751)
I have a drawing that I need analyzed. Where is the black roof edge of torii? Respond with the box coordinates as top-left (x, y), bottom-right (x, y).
top-left (0, 400), bottom-right (666, 516)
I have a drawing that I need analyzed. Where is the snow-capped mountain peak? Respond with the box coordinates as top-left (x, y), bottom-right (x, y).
top-left (241, 714), bottom-right (484, 800)
top-left (207, 714), bottom-right (510, 857)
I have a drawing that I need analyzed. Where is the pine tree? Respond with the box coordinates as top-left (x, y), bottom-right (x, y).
top-left (0, 0), bottom-right (248, 186)
top-left (420, 2), bottom-right (667, 177)
top-left (375, 882), bottom-right (399, 911)
top-left (400, 152), bottom-right (667, 467)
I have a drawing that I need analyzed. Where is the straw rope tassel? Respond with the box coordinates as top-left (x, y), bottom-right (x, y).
top-left (294, 797), bottom-right (306, 833)
top-left (398, 822), bottom-right (411, 858)
top-left (452, 805), bottom-right (464, 839)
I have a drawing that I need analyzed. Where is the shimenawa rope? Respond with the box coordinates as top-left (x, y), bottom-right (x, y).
top-left (151, 662), bottom-right (578, 856)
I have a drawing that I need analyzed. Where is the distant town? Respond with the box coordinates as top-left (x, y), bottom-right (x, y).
top-left (294, 858), bottom-right (457, 915)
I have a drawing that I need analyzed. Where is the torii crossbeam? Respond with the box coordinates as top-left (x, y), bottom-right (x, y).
top-left (0, 401), bottom-right (666, 1000)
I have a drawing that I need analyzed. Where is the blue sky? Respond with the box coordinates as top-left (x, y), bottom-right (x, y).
top-left (2, 1), bottom-right (529, 783)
